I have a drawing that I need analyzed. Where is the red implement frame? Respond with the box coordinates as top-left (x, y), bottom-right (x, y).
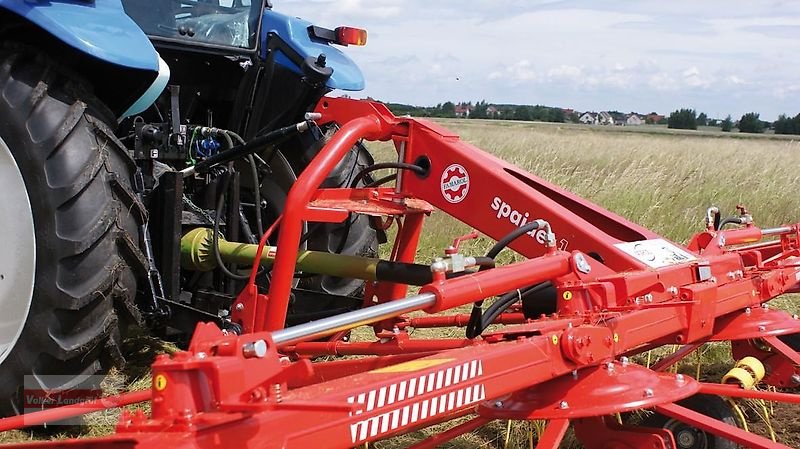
top-left (3, 98), bottom-right (800, 448)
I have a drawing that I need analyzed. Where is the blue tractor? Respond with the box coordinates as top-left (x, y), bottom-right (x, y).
top-left (0, 0), bottom-right (377, 414)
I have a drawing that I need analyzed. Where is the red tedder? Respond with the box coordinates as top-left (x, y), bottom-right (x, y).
top-left (3, 97), bottom-right (800, 448)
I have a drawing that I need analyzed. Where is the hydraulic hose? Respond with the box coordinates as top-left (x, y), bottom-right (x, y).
top-left (181, 120), bottom-right (312, 177)
top-left (349, 162), bottom-right (427, 188)
top-left (465, 282), bottom-right (552, 339)
top-left (718, 216), bottom-right (744, 230)
top-left (213, 168), bottom-right (252, 281)
top-left (485, 220), bottom-right (543, 260)
top-left (467, 220), bottom-right (544, 338)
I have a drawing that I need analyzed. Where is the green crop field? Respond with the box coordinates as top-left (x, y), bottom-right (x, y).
top-left (4, 119), bottom-right (800, 447)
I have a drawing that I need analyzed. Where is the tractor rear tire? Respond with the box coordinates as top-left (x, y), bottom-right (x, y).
top-left (0, 48), bottom-right (145, 415)
top-left (299, 141), bottom-right (377, 297)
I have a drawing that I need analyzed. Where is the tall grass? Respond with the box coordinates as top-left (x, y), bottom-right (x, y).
top-left (373, 120), bottom-right (800, 250)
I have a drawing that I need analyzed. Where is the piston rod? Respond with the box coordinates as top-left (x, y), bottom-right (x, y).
top-left (761, 226), bottom-right (793, 236)
top-left (272, 292), bottom-right (436, 346)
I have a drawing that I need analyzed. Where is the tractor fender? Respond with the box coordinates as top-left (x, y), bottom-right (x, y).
top-left (0, 0), bottom-right (168, 117)
top-left (261, 9), bottom-right (365, 92)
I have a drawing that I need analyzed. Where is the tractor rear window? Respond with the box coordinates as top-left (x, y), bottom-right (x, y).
top-left (122, 0), bottom-right (263, 49)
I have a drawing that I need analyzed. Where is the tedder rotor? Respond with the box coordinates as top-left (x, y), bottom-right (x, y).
top-left (2, 97), bottom-right (800, 449)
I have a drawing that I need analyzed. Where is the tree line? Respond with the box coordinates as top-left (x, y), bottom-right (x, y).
top-left (667, 108), bottom-right (799, 134)
top-left (385, 100), bottom-right (800, 135)
top-left (384, 100), bottom-right (573, 123)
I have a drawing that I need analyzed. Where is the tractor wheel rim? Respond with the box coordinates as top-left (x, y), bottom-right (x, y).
top-left (0, 136), bottom-right (35, 365)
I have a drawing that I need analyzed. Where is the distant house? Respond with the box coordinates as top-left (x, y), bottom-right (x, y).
top-left (597, 111), bottom-right (614, 125)
top-left (579, 112), bottom-right (597, 124)
top-left (626, 114), bottom-right (643, 126)
top-left (646, 113), bottom-right (665, 124)
top-left (454, 103), bottom-right (472, 118)
top-left (486, 106), bottom-right (501, 118)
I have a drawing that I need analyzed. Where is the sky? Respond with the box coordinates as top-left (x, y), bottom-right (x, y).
top-left (278, 1), bottom-right (800, 121)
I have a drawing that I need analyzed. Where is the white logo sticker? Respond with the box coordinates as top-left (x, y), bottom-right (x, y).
top-left (440, 164), bottom-right (470, 203)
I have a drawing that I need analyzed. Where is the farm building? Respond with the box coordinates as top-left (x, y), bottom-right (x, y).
top-left (626, 114), bottom-right (643, 125)
top-left (597, 111), bottom-right (614, 125)
top-left (454, 103), bottom-right (472, 118)
top-left (579, 112), bottom-right (597, 124)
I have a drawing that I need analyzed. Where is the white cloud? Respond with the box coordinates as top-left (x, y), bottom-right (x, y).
top-left (277, 1), bottom-right (800, 119)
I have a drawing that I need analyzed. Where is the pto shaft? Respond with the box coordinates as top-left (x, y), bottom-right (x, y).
top-left (180, 228), bottom-right (435, 285)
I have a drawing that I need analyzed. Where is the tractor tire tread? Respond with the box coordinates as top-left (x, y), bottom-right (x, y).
top-left (0, 47), bottom-right (144, 415)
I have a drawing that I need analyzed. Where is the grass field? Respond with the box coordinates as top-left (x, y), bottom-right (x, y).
top-left (4, 119), bottom-right (800, 447)
top-left (365, 118), bottom-right (800, 447)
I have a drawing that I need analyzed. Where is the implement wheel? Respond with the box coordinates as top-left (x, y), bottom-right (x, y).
top-left (642, 394), bottom-right (738, 449)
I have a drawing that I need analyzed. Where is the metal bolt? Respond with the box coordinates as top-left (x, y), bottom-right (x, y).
top-left (574, 253), bottom-right (591, 274)
top-left (606, 362), bottom-right (615, 371)
top-left (643, 388), bottom-right (654, 398)
top-left (727, 271), bottom-right (736, 280)
top-left (667, 286), bottom-right (678, 296)
top-left (793, 314), bottom-right (799, 320)
top-left (235, 303), bottom-right (245, 311)
top-left (676, 374), bottom-right (685, 384)
top-left (791, 374), bottom-right (800, 385)
top-left (572, 370), bottom-right (578, 379)
top-left (644, 293), bottom-right (653, 303)
top-left (620, 356), bottom-right (629, 366)
top-left (559, 401), bottom-right (569, 409)
top-left (494, 401), bottom-right (504, 408)
top-left (745, 307), bottom-right (751, 315)
top-left (758, 325), bottom-right (766, 332)
top-left (762, 303), bottom-right (770, 310)
top-left (243, 339), bottom-right (268, 359)
top-left (272, 384), bottom-right (283, 403)
top-left (196, 352), bottom-right (207, 359)
top-left (718, 235), bottom-right (726, 247)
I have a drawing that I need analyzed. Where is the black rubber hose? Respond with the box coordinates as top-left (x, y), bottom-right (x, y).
top-left (480, 282), bottom-right (552, 333)
top-left (472, 256), bottom-right (496, 269)
top-left (192, 122), bottom-right (308, 174)
top-left (219, 130), bottom-right (265, 237)
top-left (246, 154), bottom-right (264, 235)
top-left (467, 221), bottom-right (543, 338)
top-left (485, 221), bottom-right (542, 260)
top-left (349, 162), bottom-right (427, 188)
top-left (212, 168), bottom-right (252, 281)
top-left (718, 216), bottom-right (744, 230)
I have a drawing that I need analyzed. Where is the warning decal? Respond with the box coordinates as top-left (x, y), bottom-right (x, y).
top-left (614, 239), bottom-right (697, 268)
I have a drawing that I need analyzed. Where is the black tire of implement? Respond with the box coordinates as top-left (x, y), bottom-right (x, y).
top-left (641, 394), bottom-right (738, 449)
top-left (293, 141), bottom-right (378, 297)
top-left (0, 48), bottom-right (145, 415)
top-left (778, 333), bottom-right (800, 351)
